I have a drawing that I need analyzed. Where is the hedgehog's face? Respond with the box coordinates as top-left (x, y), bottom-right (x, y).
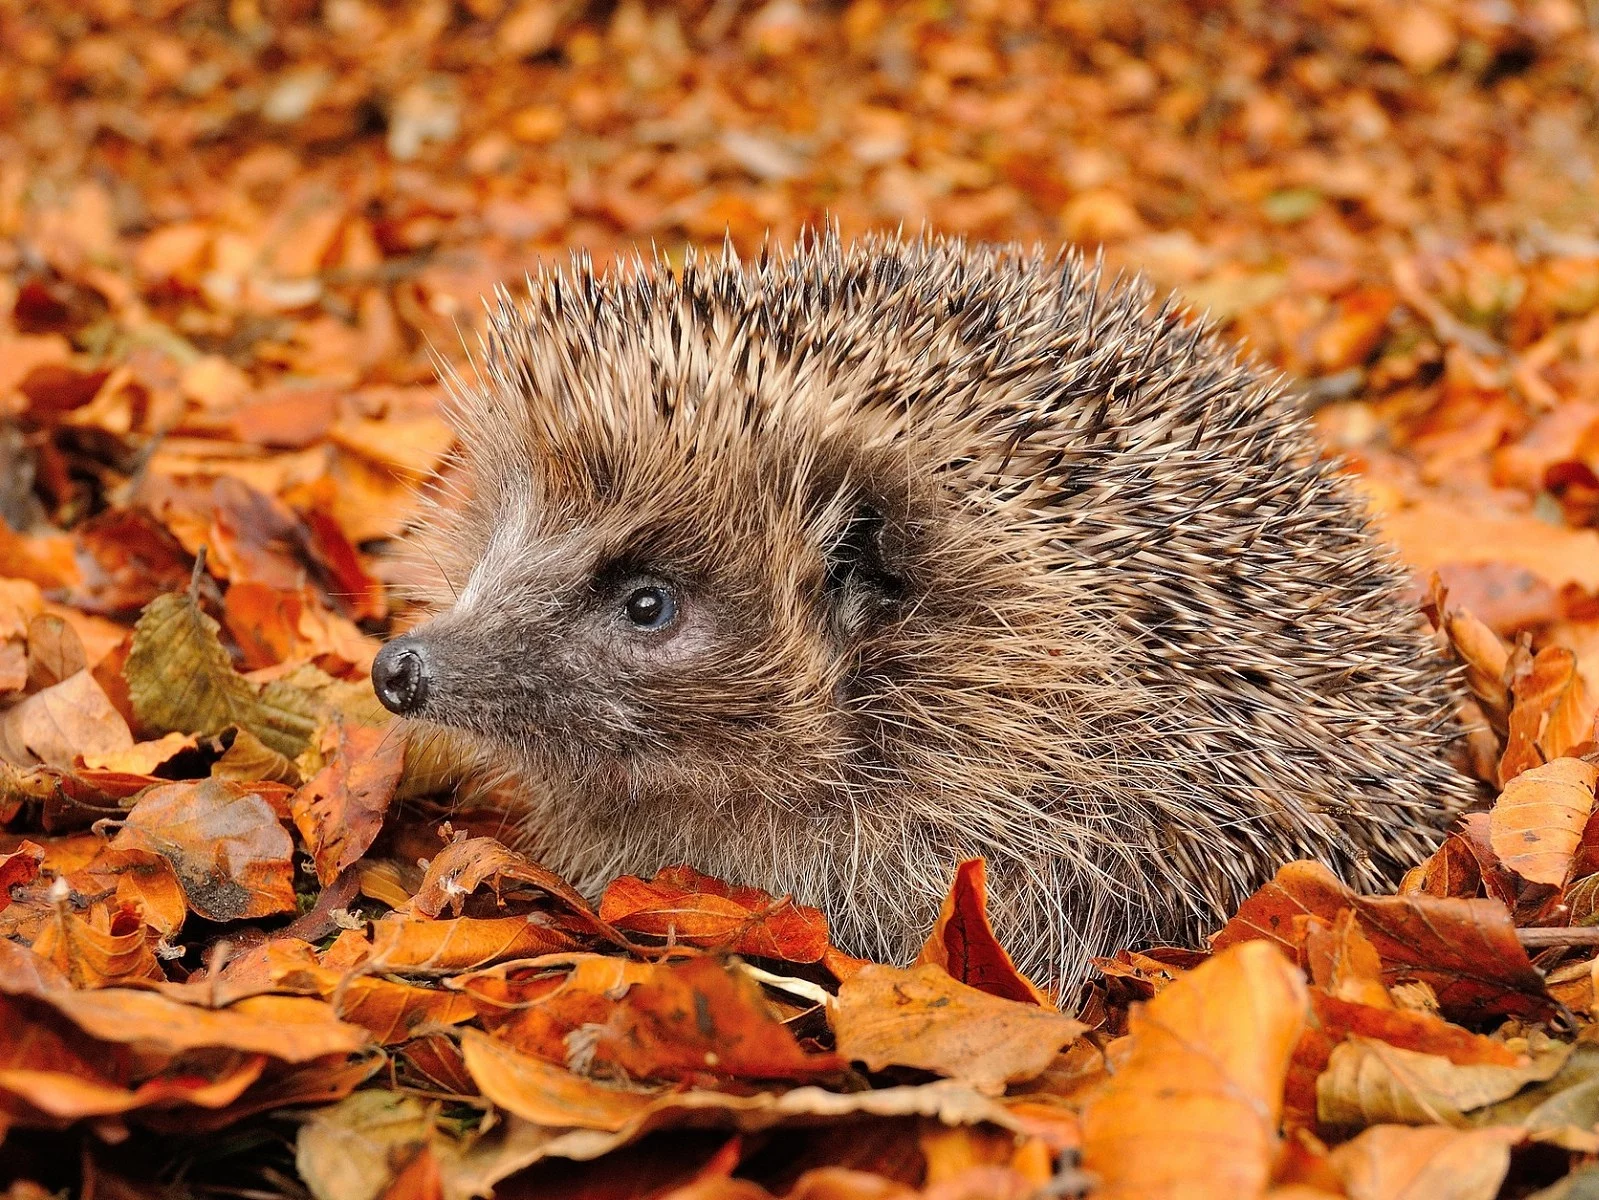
top-left (372, 443), bottom-right (917, 800)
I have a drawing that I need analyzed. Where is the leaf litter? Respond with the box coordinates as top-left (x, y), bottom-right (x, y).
top-left (3, 0), bottom-right (1599, 1197)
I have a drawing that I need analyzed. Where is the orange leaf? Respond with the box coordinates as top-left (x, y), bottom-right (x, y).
top-left (0, 840), bottom-right (44, 907)
top-left (1079, 942), bottom-right (1308, 1200)
top-left (1, 947), bottom-right (369, 1062)
top-left (325, 976), bottom-right (477, 1045)
top-left (410, 834), bottom-right (633, 948)
top-left (1430, 579), bottom-right (1510, 733)
top-left (1325, 1125), bottom-right (1519, 1200)
top-left (0, 669), bottom-right (133, 768)
top-left (599, 865), bottom-right (829, 963)
top-left (114, 778), bottom-right (297, 922)
top-left (1500, 646), bottom-right (1594, 784)
top-left (834, 964), bottom-right (1085, 1095)
top-left (1214, 860), bottom-right (1553, 1022)
top-left (1489, 756), bottom-right (1598, 885)
top-left (589, 956), bottom-right (845, 1085)
top-left (915, 858), bottom-right (1052, 1008)
top-left (291, 719), bottom-right (407, 885)
top-left (459, 1027), bottom-right (660, 1131)
top-left (365, 912), bottom-right (579, 972)
top-left (30, 899), bottom-right (163, 988)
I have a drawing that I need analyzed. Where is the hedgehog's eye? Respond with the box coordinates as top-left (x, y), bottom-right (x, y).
top-left (623, 585), bottom-right (676, 630)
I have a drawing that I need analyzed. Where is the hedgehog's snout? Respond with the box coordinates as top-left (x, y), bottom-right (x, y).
top-left (373, 637), bottom-right (431, 716)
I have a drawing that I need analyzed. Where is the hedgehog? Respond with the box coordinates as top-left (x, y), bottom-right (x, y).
top-left (371, 230), bottom-right (1476, 993)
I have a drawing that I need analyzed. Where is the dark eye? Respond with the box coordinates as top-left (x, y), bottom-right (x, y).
top-left (623, 585), bottom-right (676, 630)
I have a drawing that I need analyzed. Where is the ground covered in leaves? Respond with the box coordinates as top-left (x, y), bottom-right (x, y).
top-left (3, 0), bottom-right (1599, 1197)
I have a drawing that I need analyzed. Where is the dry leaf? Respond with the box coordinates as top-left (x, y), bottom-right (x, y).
top-left (125, 589), bottom-right (316, 757)
top-left (1489, 757), bottom-right (1598, 885)
top-left (1500, 648), bottom-right (1595, 783)
top-left (1318, 1036), bottom-right (1569, 1128)
top-left (114, 778), bottom-right (297, 921)
top-left (1326, 1124), bottom-right (1520, 1200)
top-left (0, 670), bottom-right (133, 768)
top-left (834, 964), bottom-right (1084, 1095)
top-left (599, 865), bottom-right (829, 963)
top-left (291, 718), bottom-right (407, 884)
top-left (915, 858), bottom-right (1052, 1007)
top-left (1079, 941), bottom-right (1308, 1200)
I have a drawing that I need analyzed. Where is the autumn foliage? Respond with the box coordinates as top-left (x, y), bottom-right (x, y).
top-left (4, 0), bottom-right (1599, 1196)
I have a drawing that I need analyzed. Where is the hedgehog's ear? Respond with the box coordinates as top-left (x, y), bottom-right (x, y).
top-left (824, 503), bottom-right (904, 630)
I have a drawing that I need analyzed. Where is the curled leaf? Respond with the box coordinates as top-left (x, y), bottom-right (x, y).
top-left (1489, 757), bottom-right (1598, 885)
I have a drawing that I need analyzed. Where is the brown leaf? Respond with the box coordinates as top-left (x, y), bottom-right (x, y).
top-left (114, 778), bottom-right (297, 922)
top-left (29, 899), bottom-right (163, 988)
top-left (1326, 1124), bottom-right (1520, 1200)
top-left (460, 1028), bottom-right (662, 1131)
top-left (0, 639), bottom-right (25, 695)
top-left (294, 1091), bottom-right (439, 1200)
top-left (1215, 861), bottom-right (1553, 1022)
top-left (0, 840), bottom-right (45, 905)
top-left (223, 581), bottom-right (378, 675)
top-left (1501, 646), bottom-right (1595, 784)
top-left (1079, 942), bottom-right (1308, 1200)
top-left (599, 865), bottom-right (829, 963)
top-left (588, 955), bottom-right (845, 1085)
top-left (915, 858), bottom-right (1052, 1007)
top-left (1317, 1035), bottom-right (1568, 1128)
top-left (365, 912), bottom-right (579, 972)
top-left (1305, 910), bottom-right (1390, 1008)
top-left (79, 731), bottom-right (197, 776)
top-left (291, 719), bottom-right (407, 885)
top-left (0, 988), bottom-right (269, 1125)
top-left (410, 834), bottom-right (634, 948)
top-left (1, 960), bottom-right (369, 1062)
top-left (87, 845), bottom-right (188, 936)
top-left (1211, 859), bottom-right (1356, 958)
top-left (1350, 891), bottom-right (1555, 1023)
top-left (834, 964), bottom-right (1084, 1095)
top-left (1489, 757), bottom-right (1598, 885)
top-left (23, 612), bottom-right (86, 692)
top-left (0, 670), bottom-right (133, 768)
top-left (324, 975), bottom-right (477, 1045)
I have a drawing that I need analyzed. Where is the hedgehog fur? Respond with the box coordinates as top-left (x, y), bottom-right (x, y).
top-left (374, 230), bottom-right (1476, 993)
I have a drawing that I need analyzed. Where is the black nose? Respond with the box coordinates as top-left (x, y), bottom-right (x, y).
top-left (372, 639), bottom-right (430, 715)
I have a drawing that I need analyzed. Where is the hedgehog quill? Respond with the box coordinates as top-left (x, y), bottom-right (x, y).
top-left (372, 231), bottom-right (1475, 993)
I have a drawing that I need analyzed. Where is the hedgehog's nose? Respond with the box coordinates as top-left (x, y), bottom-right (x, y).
top-left (373, 638), bottom-right (430, 715)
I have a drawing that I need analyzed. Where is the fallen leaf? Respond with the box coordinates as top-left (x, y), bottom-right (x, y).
top-left (291, 718), bottom-right (407, 884)
top-left (1318, 1035), bottom-right (1569, 1128)
top-left (599, 865), bottom-right (829, 964)
top-left (1501, 647), bottom-right (1594, 783)
top-left (915, 858), bottom-right (1052, 1007)
top-left (1079, 941), bottom-right (1308, 1200)
top-left (23, 612), bottom-right (86, 691)
top-left (0, 841), bottom-right (45, 905)
top-left (1489, 757), bottom-right (1598, 885)
top-left (411, 835), bottom-right (633, 948)
top-left (0, 670), bottom-right (133, 768)
top-left (296, 1088), bottom-right (437, 1200)
top-left (1326, 1124), bottom-right (1520, 1200)
top-left (460, 1027), bottom-right (663, 1130)
top-left (124, 589), bottom-right (317, 757)
top-left (114, 778), bottom-right (297, 921)
top-left (365, 912), bottom-right (579, 972)
top-left (1, 963), bottom-right (369, 1062)
top-left (29, 899), bottom-right (163, 988)
top-left (1215, 861), bottom-right (1553, 1022)
top-left (834, 964), bottom-right (1084, 1095)
top-left (86, 845), bottom-right (188, 935)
